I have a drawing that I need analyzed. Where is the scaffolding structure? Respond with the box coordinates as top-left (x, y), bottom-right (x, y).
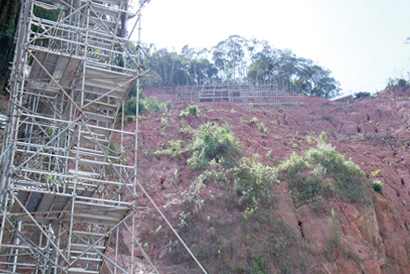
top-left (0, 0), bottom-right (147, 273)
top-left (177, 81), bottom-right (299, 106)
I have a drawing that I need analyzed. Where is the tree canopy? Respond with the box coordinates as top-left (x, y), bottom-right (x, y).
top-left (0, 0), bottom-right (20, 94)
top-left (142, 35), bottom-right (341, 99)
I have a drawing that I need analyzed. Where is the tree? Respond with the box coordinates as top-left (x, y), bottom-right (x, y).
top-left (212, 35), bottom-right (249, 83)
top-left (141, 37), bottom-right (341, 99)
top-left (247, 41), bottom-right (280, 85)
top-left (0, 0), bottom-right (20, 94)
top-left (295, 64), bottom-right (340, 98)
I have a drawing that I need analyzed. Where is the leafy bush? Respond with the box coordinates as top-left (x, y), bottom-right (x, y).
top-left (278, 142), bottom-right (370, 203)
top-left (265, 150), bottom-right (275, 162)
top-left (233, 155), bottom-right (276, 210)
top-left (372, 180), bottom-right (383, 193)
top-left (278, 152), bottom-right (308, 181)
top-left (180, 105), bottom-right (199, 118)
top-left (387, 77), bottom-right (409, 90)
top-left (187, 122), bottom-right (240, 169)
top-left (188, 105), bottom-right (199, 116)
top-left (258, 122), bottom-right (268, 134)
top-left (250, 117), bottom-right (258, 124)
top-left (141, 96), bottom-right (172, 113)
top-left (354, 92), bottom-right (371, 99)
top-left (154, 140), bottom-right (184, 160)
top-left (305, 143), bottom-right (369, 203)
top-left (124, 95), bottom-right (172, 117)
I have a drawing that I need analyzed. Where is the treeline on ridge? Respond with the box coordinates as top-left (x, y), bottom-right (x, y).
top-left (140, 35), bottom-right (341, 99)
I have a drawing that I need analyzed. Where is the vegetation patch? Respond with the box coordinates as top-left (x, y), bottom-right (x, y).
top-left (122, 94), bottom-right (172, 122)
top-left (154, 140), bottom-right (184, 160)
top-left (180, 105), bottom-right (199, 118)
top-left (232, 155), bottom-right (276, 213)
top-left (186, 122), bottom-right (241, 169)
top-left (279, 134), bottom-right (371, 204)
top-left (150, 130), bottom-right (372, 273)
top-left (372, 180), bottom-right (383, 193)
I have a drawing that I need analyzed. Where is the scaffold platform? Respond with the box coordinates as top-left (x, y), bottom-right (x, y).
top-left (0, 0), bottom-right (146, 272)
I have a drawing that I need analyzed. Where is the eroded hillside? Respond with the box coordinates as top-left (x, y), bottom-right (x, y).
top-left (117, 87), bottom-right (410, 274)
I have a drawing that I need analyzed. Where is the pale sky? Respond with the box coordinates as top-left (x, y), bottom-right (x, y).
top-left (130, 0), bottom-right (410, 96)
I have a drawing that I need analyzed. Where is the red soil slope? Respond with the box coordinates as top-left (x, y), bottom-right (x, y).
top-left (117, 87), bottom-right (410, 273)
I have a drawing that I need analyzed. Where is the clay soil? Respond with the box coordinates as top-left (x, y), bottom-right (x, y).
top-left (118, 87), bottom-right (410, 274)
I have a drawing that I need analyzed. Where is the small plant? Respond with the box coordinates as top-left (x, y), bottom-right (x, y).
top-left (188, 105), bottom-right (199, 116)
top-left (180, 105), bottom-right (199, 118)
top-left (371, 169), bottom-right (381, 177)
top-left (249, 102), bottom-right (253, 115)
top-left (250, 117), bottom-right (258, 124)
top-left (305, 142), bottom-right (370, 203)
top-left (258, 122), bottom-right (268, 134)
top-left (306, 135), bottom-right (314, 144)
top-left (326, 208), bottom-right (342, 260)
top-left (126, 115), bottom-right (135, 122)
top-left (178, 125), bottom-right (194, 134)
top-left (372, 180), bottom-right (383, 193)
top-left (160, 117), bottom-right (169, 128)
top-left (265, 150), bottom-right (275, 162)
top-left (179, 110), bottom-right (187, 118)
top-left (319, 131), bottom-right (327, 143)
top-left (154, 139), bottom-right (184, 160)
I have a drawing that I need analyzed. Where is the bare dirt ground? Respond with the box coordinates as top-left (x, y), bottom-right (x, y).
top-left (117, 87), bottom-right (410, 274)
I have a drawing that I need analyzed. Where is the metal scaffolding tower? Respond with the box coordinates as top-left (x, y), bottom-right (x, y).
top-left (0, 0), bottom-right (147, 272)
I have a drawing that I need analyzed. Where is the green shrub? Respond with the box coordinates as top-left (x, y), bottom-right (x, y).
top-left (265, 150), bottom-right (275, 162)
top-left (354, 92), bottom-right (371, 99)
top-left (250, 117), bottom-right (258, 124)
top-left (179, 110), bottom-right (187, 118)
top-left (126, 115), bottom-right (135, 122)
top-left (142, 96), bottom-right (172, 113)
top-left (187, 122), bottom-right (240, 169)
top-left (277, 152), bottom-right (308, 181)
top-left (154, 140), bottom-right (184, 160)
top-left (305, 143), bottom-right (341, 172)
top-left (371, 169), bottom-right (382, 177)
top-left (188, 105), bottom-right (199, 116)
top-left (278, 143), bottom-right (370, 203)
top-left (180, 105), bottom-right (199, 118)
top-left (274, 152), bottom-right (325, 201)
top-left (233, 155), bottom-right (275, 210)
top-left (305, 143), bottom-right (370, 203)
top-left (318, 131), bottom-right (327, 143)
top-left (124, 95), bottom-right (172, 117)
top-left (160, 117), bottom-right (169, 128)
top-left (258, 122), bottom-right (268, 134)
top-left (387, 77), bottom-right (409, 89)
top-left (326, 208), bottom-right (342, 260)
top-left (372, 180), bottom-right (383, 193)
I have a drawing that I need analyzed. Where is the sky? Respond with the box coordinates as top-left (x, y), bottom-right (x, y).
top-left (130, 0), bottom-right (410, 96)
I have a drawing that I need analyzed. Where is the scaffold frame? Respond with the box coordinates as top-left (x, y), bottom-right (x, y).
top-left (177, 80), bottom-right (300, 106)
top-left (0, 0), bottom-right (150, 273)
